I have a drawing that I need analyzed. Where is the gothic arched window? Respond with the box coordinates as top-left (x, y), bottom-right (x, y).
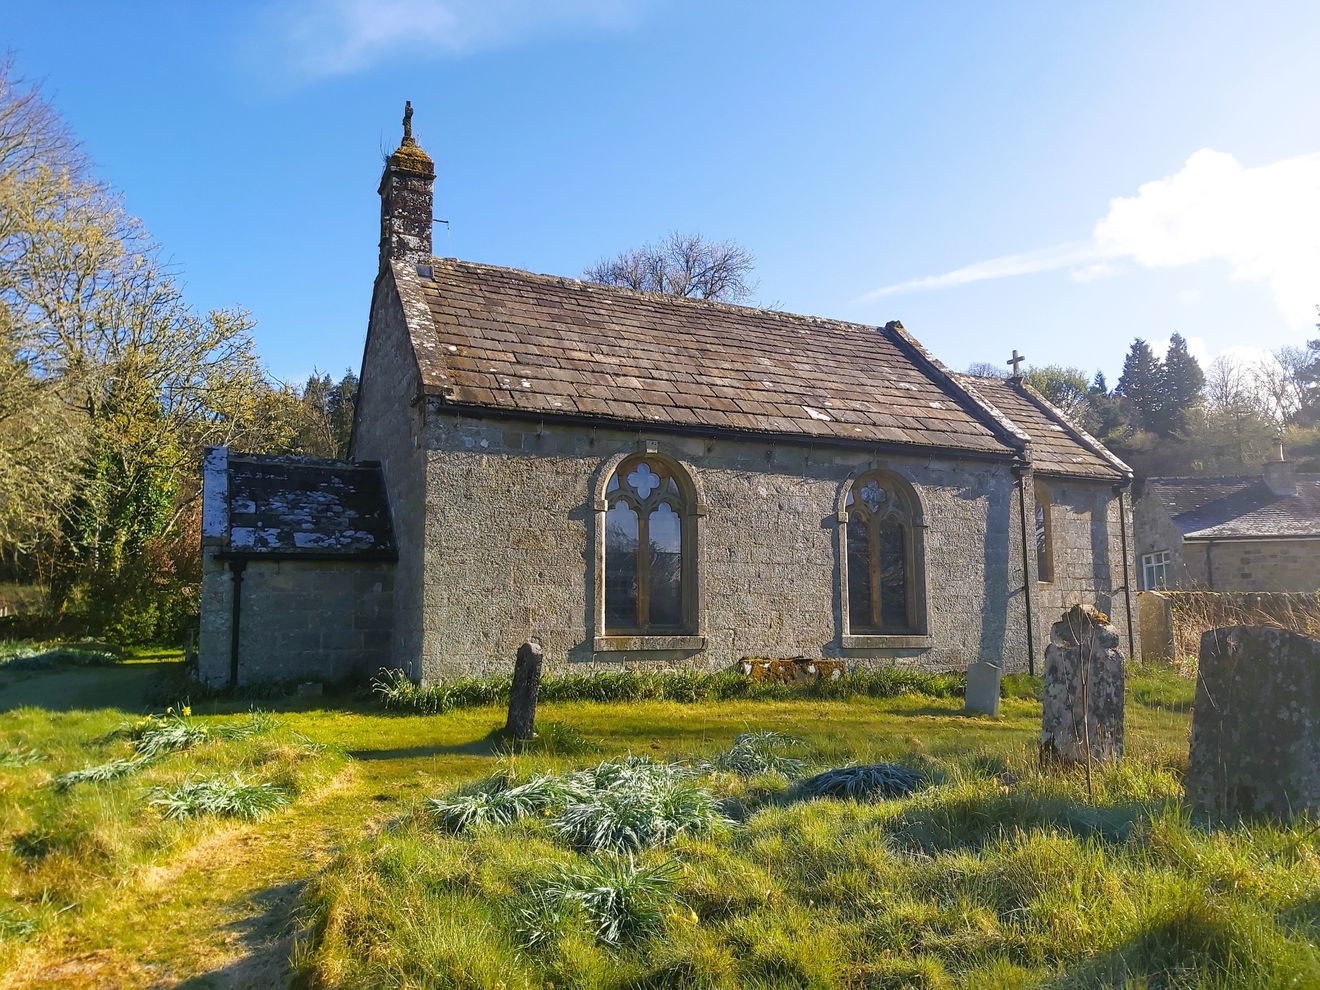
top-left (604, 457), bottom-right (693, 634)
top-left (845, 472), bottom-right (921, 634)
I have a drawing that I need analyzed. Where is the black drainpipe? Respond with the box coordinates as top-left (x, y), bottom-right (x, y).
top-left (1205, 540), bottom-right (1215, 590)
top-left (1116, 485), bottom-right (1137, 659)
top-left (228, 558), bottom-right (247, 688)
top-left (1013, 463), bottom-right (1037, 675)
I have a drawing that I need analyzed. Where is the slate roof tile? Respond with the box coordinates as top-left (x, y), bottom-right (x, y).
top-left (1147, 476), bottom-right (1320, 538)
top-left (225, 454), bottom-right (395, 558)
top-left (411, 259), bottom-right (1018, 456)
top-left (957, 375), bottom-right (1126, 480)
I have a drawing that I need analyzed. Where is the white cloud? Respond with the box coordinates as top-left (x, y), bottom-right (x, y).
top-left (859, 242), bottom-right (1098, 300)
top-left (264, 0), bottom-right (646, 78)
top-left (864, 149), bottom-right (1320, 329)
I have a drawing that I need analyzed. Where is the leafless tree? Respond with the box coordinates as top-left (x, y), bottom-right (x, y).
top-left (964, 361), bottom-right (1008, 378)
top-left (584, 232), bottom-right (756, 303)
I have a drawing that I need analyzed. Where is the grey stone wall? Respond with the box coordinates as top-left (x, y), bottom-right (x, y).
top-left (197, 554), bottom-right (393, 686)
top-left (350, 270), bottom-right (426, 675)
top-left (1196, 538), bottom-right (1320, 592)
top-left (1133, 486), bottom-right (1195, 588)
top-left (415, 412), bottom-right (1035, 679)
top-left (1032, 476), bottom-right (1137, 661)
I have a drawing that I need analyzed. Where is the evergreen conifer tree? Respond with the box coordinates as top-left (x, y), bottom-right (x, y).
top-left (1157, 333), bottom-right (1205, 436)
top-left (1115, 339), bottom-right (1163, 432)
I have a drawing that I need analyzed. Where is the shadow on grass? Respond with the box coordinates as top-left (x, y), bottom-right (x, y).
top-left (0, 660), bottom-right (183, 713)
top-left (348, 736), bottom-right (505, 761)
top-left (175, 879), bottom-right (304, 989)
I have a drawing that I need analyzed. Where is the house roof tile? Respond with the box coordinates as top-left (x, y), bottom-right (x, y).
top-left (1146, 475), bottom-right (1320, 538)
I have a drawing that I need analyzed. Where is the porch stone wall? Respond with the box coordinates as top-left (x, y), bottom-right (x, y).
top-left (198, 552), bottom-right (393, 687)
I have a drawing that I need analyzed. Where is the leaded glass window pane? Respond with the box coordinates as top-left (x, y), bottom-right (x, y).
top-left (604, 502), bottom-right (638, 629)
top-left (648, 502), bottom-right (682, 628)
top-left (847, 513), bottom-right (872, 630)
top-left (845, 472), bottom-right (921, 635)
top-left (879, 517), bottom-right (908, 629)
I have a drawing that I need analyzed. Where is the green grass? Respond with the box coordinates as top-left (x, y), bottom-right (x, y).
top-left (298, 744), bottom-right (1319, 989)
top-left (0, 701), bottom-right (346, 967)
top-left (2, 647), bottom-right (1290, 990)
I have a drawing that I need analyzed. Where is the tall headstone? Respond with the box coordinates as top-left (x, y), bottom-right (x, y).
top-left (1185, 625), bottom-right (1320, 820)
top-left (1040, 604), bottom-right (1125, 764)
top-left (505, 641), bottom-right (543, 740)
top-left (965, 661), bottom-right (1002, 716)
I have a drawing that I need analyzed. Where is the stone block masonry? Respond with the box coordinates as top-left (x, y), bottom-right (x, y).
top-left (415, 412), bottom-right (1033, 680)
top-left (198, 557), bottom-right (394, 687)
top-left (1185, 625), bottom-right (1320, 820)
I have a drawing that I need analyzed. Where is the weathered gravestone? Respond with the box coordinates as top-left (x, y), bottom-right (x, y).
top-left (1185, 625), bottom-right (1320, 820)
top-left (964, 661), bottom-right (1002, 717)
top-left (505, 641), bottom-right (543, 740)
top-left (1040, 604), bottom-right (1125, 764)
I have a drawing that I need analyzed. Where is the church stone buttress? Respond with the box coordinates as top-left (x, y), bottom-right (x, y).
top-left (378, 101), bottom-right (435, 272)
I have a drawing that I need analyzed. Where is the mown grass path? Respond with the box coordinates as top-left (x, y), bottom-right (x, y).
top-left (0, 668), bottom-right (1193, 989)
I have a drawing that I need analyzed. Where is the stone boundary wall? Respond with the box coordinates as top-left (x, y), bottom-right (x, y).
top-left (1138, 590), bottom-right (1320, 664)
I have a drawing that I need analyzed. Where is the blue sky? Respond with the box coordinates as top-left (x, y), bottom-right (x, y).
top-left (9, 1), bottom-right (1320, 384)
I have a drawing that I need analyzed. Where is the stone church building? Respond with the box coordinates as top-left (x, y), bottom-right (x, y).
top-left (198, 112), bottom-right (1138, 687)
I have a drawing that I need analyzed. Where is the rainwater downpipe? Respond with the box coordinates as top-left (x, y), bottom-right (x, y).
top-left (1014, 464), bottom-right (1037, 675)
top-left (1116, 485), bottom-right (1137, 659)
top-left (228, 558), bottom-right (247, 689)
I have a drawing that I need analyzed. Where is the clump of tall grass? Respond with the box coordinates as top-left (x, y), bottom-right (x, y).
top-left (370, 664), bottom-right (977, 716)
top-left (149, 773), bottom-right (290, 820)
top-left (702, 731), bottom-right (807, 778)
top-left (0, 745), bottom-right (43, 768)
top-left (52, 706), bottom-right (281, 790)
top-left (795, 763), bottom-right (926, 802)
top-left (51, 757), bottom-right (147, 790)
top-left (426, 774), bottom-right (565, 833)
top-left (423, 757), bottom-right (729, 853)
top-left (518, 856), bottom-right (683, 948)
top-left (554, 759), bottom-right (729, 853)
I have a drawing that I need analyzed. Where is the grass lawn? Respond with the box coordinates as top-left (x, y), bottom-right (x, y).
top-left (0, 656), bottom-right (1315, 989)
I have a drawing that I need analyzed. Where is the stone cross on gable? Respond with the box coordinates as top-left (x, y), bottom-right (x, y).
top-left (1007, 350), bottom-right (1026, 378)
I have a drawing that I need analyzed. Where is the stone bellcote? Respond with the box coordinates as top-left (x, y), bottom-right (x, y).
top-left (378, 101), bottom-right (435, 272)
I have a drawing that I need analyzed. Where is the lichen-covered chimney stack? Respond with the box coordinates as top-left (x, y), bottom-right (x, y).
top-left (378, 101), bottom-right (435, 271)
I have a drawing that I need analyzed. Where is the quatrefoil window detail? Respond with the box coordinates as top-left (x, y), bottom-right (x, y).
top-left (860, 480), bottom-right (887, 512)
top-left (627, 462), bottom-right (661, 498)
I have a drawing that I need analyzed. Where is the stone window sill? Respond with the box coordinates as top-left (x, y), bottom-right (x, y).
top-left (594, 635), bottom-right (706, 652)
top-left (841, 634), bottom-right (933, 650)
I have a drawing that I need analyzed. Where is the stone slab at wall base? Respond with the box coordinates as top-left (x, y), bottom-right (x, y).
top-left (1040, 604), bottom-right (1125, 765)
top-left (740, 657), bottom-right (846, 682)
top-left (964, 661), bottom-right (1002, 716)
top-left (1185, 625), bottom-right (1320, 821)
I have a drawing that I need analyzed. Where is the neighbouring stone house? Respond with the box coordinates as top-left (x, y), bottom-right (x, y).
top-left (197, 109), bottom-right (1138, 687)
top-left (1133, 453), bottom-right (1320, 592)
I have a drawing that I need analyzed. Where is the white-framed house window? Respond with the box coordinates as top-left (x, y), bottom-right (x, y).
top-left (1141, 550), bottom-right (1171, 590)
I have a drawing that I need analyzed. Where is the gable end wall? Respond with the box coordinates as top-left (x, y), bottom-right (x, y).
top-left (351, 274), bottom-right (426, 674)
